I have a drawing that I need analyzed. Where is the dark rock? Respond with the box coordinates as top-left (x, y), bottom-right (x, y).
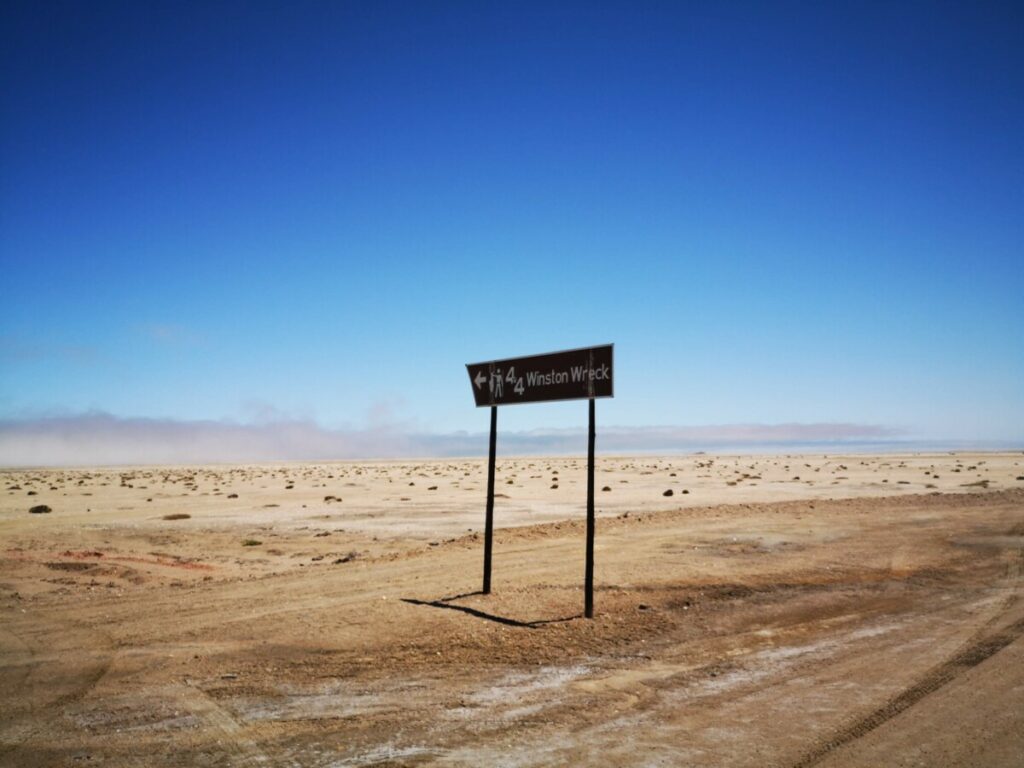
top-left (29, 504), bottom-right (52, 514)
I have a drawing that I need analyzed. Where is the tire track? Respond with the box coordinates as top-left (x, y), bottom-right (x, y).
top-left (0, 627), bottom-right (34, 702)
top-left (0, 627), bottom-right (115, 762)
top-left (168, 681), bottom-right (281, 766)
top-left (791, 547), bottom-right (1024, 768)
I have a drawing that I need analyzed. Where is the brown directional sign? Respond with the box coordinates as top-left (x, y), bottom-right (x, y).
top-left (466, 344), bottom-right (613, 407)
top-left (466, 343), bottom-right (613, 618)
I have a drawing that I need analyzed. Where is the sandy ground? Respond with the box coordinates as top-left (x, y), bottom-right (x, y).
top-left (1, 452), bottom-right (1023, 767)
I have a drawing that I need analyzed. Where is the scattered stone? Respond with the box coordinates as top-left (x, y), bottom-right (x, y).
top-left (29, 504), bottom-right (52, 514)
top-left (663, 489), bottom-right (674, 497)
top-left (241, 539), bottom-right (262, 546)
top-left (163, 513), bottom-right (190, 520)
top-left (601, 486), bottom-right (611, 491)
top-left (227, 493), bottom-right (238, 498)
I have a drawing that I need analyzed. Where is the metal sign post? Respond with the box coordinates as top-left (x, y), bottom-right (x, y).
top-left (466, 344), bottom-right (613, 618)
top-left (585, 396), bottom-right (595, 618)
top-left (483, 405), bottom-right (496, 594)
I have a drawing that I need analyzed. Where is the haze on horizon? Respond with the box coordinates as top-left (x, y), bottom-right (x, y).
top-left (2, 1), bottom-right (1022, 465)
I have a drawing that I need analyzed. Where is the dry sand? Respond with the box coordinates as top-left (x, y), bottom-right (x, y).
top-left (1, 452), bottom-right (1023, 766)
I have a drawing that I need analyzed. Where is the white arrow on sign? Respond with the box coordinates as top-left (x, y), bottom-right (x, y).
top-left (474, 371), bottom-right (487, 390)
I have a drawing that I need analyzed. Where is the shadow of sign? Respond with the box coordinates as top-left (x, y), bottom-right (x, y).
top-left (401, 594), bottom-right (580, 628)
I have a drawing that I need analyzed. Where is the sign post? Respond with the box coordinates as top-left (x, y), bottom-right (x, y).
top-left (585, 396), bottom-right (595, 618)
top-left (483, 405), bottom-right (496, 594)
top-left (466, 344), bottom-right (613, 618)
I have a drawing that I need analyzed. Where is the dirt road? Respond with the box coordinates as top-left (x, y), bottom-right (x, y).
top-left (2, 455), bottom-right (1023, 766)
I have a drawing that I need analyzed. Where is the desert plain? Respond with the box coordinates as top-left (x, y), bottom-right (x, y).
top-left (2, 452), bottom-right (1023, 767)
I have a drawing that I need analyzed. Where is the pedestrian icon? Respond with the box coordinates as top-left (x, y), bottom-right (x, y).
top-left (490, 369), bottom-right (504, 399)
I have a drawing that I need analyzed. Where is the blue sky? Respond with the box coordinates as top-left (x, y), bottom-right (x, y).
top-left (1, 1), bottom-right (1022, 460)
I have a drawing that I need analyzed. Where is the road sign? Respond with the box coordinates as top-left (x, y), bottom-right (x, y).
top-left (466, 344), bottom-right (613, 407)
top-left (465, 343), bottom-right (613, 619)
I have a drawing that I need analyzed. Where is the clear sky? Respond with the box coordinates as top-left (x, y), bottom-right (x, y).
top-left (1, 1), bottom-right (1022, 461)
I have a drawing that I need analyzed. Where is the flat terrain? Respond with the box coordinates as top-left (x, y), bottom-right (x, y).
top-left (2, 453), bottom-right (1023, 767)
